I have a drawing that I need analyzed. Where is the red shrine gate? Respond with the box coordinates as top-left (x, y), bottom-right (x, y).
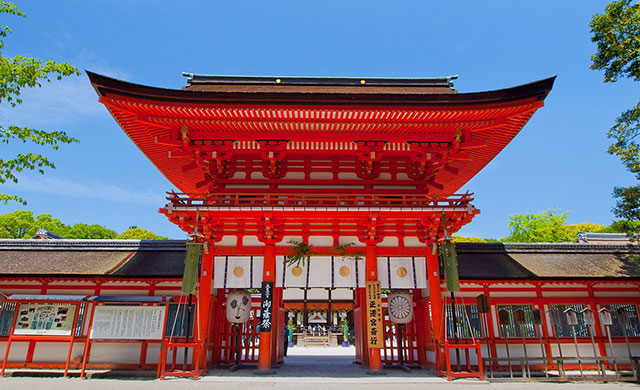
top-left (89, 72), bottom-right (553, 373)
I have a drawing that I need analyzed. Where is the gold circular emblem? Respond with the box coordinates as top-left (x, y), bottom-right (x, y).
top-left (291, 266), bottom-right (303, 277)
top-left (396, 267), bottom-right (408, 278)
top-left (339, 266), bottom-right (350, 277)
top-left (233, 266), bottom-right (244, 278)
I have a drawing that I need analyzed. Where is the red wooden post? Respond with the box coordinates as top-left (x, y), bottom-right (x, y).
top-left (258, 241), bottom-right (276, 371)
top-left (197, 241), bottom-right (215, 368)
top-left (426, 240), bottom-right (445, 368)
top-left (80, 302), bottom-right (97, 378)
top-left (413, 289), bottom-right (428, 366)
top-left (365, 242), bottom-right (382, 372)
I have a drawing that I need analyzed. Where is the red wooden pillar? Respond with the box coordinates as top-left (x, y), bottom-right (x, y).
top-left (365, 242), bottom-right (382, 372)
top-left (354, 287), bottom-right (368, 365)
top-left (586, 282), bottom-right (608, 357)
top-left (534, 283), bottom-right (553, 360)
top-left (426, 241), bottom-right (445, 368)
top-left (197, 241), bottom-right (215, 367)
top-left (413, 290), bottom-right (428, 366)
top-left (258, 241), bottom-right (276, 371)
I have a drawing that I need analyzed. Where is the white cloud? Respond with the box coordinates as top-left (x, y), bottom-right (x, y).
top-left (4, 175), bottom-right (164, 206)
top-left (0, 50), bottom-right (130, 128)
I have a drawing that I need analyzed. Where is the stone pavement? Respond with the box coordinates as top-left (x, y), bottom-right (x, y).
top-left (0, 346), bottom-right (638, 389)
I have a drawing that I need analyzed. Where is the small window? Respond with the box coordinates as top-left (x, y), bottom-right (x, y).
top-left (445, 304), bottom-right (482, 339)
top-left (165, 303), bottom-right (195, 337)
top-left (549, 304), bottom-right (588, 337)
top-left (605, 304), bottom-right (640, 337)
top-left (496, 305), bottom-right (537, 338)
top-left (0, 301), bottom-right (17, 336)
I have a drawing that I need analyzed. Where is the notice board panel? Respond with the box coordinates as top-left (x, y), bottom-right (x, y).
top-left (90, 306), bottom-right (166, 340)
top-left (13, 303), bottom-right (77, 336)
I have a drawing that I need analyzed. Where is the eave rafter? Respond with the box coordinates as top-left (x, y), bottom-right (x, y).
top-left (89, 72), bottom-right (554, 194)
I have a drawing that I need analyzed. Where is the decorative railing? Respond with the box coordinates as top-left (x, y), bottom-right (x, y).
top-left (165, 191), bottom-right (474, 209)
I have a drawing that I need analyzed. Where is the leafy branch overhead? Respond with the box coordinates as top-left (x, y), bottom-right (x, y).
top-left (0, 1), bottom-right (79, 205)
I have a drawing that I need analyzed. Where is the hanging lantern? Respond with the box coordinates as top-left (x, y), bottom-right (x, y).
top-left (182, 241), bottom-right (203, 294)
top-left (226, 289), bottom-right (252, 323)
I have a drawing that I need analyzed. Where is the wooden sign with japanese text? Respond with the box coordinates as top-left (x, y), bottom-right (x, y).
top-left (366, 280), bottom-right (383, 348)
top-left (90, 306), bottom-right (165, 340)
top-left (260, 281), bottom-right (274, 332)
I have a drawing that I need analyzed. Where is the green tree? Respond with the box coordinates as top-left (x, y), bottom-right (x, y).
top-left (503, 209), bottom-right (569, 242)
top-left (451, 235), bottom-right (499, 243)
top-left (116, 227), bottom-right (168, 240)
top-left (0, 1), bottom-right (79, 205)
top-left (562, 223), bottom-right (607, 242)
top-left (0, 210), bottom-right (117, 239)
top-left (503, 209), bottom-right (607, 242)
top-left (590, 1), bottom-right (640, 235)
top-left (0, 209), bottom-right (35, 238)
top-left (600, 219), bottom-right (640, 234)
top-left (64, 223), bottom-right (116, 239)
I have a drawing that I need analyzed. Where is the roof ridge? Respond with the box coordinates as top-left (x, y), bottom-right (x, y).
top-left (0, 239), bottom-right (187, 251)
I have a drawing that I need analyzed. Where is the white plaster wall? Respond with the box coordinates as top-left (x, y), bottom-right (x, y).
top-left (0, 341), bottom-right (29, 362)
top-left (306, 289), bottom-right (329, 300)
top-left (32, 342), bottom-right (85, 363)
top-left (242, 236), bottom-right (264, 247)
top-left (403, 237), bottom-right (425, 247)
top-left (308, 236), bottom-right (334, 247)
top-left (331, 289), bottom-right (353, 300)
top-left (283, 289), bottom-right (305, 300)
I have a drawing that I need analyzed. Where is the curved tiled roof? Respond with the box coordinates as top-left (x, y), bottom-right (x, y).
top-left (0, 240), bottom-right (638, 280)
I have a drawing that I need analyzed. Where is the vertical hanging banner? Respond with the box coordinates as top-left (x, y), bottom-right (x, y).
top-left (366, 280), bottom-right (383, 348)
top-left (182, 242), bottom-right (203, 294)
top-left (439, 241), bottom-right (460, 292)
top-left (260, 281), bottom-right (274, 332)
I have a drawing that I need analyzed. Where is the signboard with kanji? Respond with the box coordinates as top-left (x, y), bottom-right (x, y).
top-left (260, 281), bottom-right (274, 332)
top-left (90, 306), bottom-right (166, 340)
top-left (366, 280), bottom-right (383, 348)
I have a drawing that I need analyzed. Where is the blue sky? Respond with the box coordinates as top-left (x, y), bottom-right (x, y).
top-left (1, 1), bottom-right (637, 239)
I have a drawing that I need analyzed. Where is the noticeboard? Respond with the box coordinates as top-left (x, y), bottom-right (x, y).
top-left (13, 303), bottom-right (77, 336)
top-left (90, 305), bottom-right (166, 340)
top-left (366, 280), bottom-right (383, 348)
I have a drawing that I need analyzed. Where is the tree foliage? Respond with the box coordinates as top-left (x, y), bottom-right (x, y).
top-left (590, 1), bottom-right (640, 236)
top-left (0, 210), bottom-right (117, 239)
top-left (0, 1), bottom-right (79, 205)
top-left (502, 209), bottom-right (606, 243)
top-left (590, 0), bottom-right (640, 83)
top-left (115, 226), bottom-right (168, 240)
top-left (452, 235), bottom-right (499, 243)
top-left (503, 209), bottom-right (569, 242)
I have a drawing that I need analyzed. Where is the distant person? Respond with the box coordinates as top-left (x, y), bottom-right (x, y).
top-left (283, 326), bottom-right (290, 356)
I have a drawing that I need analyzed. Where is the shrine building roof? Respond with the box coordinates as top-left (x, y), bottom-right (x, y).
top-left (88, 72), bottom-right (554, 195)
top-left (0, 240), bottom-right (637, 280)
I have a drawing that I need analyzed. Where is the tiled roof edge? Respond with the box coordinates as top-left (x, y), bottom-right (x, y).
top-left (0, 239), bottom-right (187, 251)
top-left (456, 242), bottom-right (640, 253)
